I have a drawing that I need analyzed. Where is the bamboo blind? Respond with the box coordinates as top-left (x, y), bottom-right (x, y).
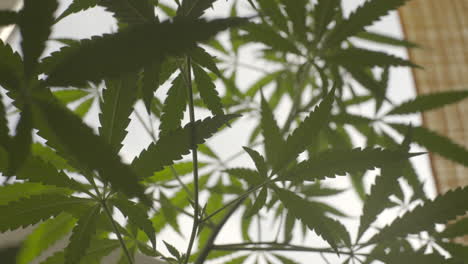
top-left (399, 0), bottom-right (468, 194)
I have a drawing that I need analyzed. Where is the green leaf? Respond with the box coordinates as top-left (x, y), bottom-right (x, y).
top-left (31, 143), bottom-right (76, 171)
top-left (390, 124), bottom-right (468, 167)
top-left (0, 39), bottom-right (24, 92)
top-left (99, 0), bottom-right (155, 24)
top-left (324, 0), bottom-right (409, 47)
top-left (276, 188), bottom-right (350, 251)
top-left (17, 213), bottom-right (77, 264)
top-left (193, 63), bottom-right (224, 115)
top-left (314, 0), bottom-right (340, 41)
top-left (275, 88), bottom-right (335, 172)
top-left (56, 0), bottom-right (99, 22)
top-left (285, 147), bottom-right (413, 181)
top-left (190, 46), bottom-right (222, 77)
top-left (260, 94), bottom-right (284, 167)
top-left (358, 166), bottom-right (402, 240)
top-left (255, 0), bottom-right (288, 33)
top-left (73, 97), bottom-right (94, 118)
top-left (163, 241), bottom-right (181, 259)
top-left (224, 167), bottom-right (263, 187)
top-left (439, 217), bottom-right (468, 238)
top-left (99, 73), bottom-right (138, 152)
top-left (132, 114), bottom-right (239, 178)
top-left (376, 252), bottom-right (459, 264)
top-left (280, 0), bottom-right (307, 40)
top-left (355, 30), bottom-right (419, 48)
top-left (178, 0), bottom-right (218, 17)
top-left (32, 95), bottom-right (148, 203)
top-left (245, 187), bottom-right (267, 218)
top-left (439, 242), bottom-right (468, 261)
top-left (159, 73), bottom-right (187, 135)
top-left (245, 70), bottom-right (283, 97)
top-left (386, 90), bottom-right (468, 115)
top-left (53, 89), bottom-right (90, 104)
top-left (0, 11), bottom-right (18, 26)
top-left (65, 204), bottom-right (101, 264)
top-left (371, 186), bottom-right (468, 243)
top-left (43, 17), bottom-right (246, 87)
top-left (7, 106), bottom-right (32, 175)
top-left (241, 23), bottom-right (299, 54)
top-left (328, 48), bottom-right (419, 68)
top-left (146, 161), bottom-right (206, 183)
top-left (142, 62), bottom-right (161, 112)
top-left (159, 192), bottom-right (182, 234)
top-left (243, 147), bottom-right (267, 178)
top-left (19, 0), bottom-right (58, 77)
top-left (0, 194), bottom-right (93, 232)
top-left (111, 197), bottom-right (156, 250)
top-left (0, 182), bottom-right (70, 206)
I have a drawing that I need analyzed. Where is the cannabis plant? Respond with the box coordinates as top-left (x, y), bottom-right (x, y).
top-left (0, 0), bottom-right (468, 263)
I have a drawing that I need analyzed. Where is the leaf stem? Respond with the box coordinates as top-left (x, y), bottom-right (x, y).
top-left (102, 200), bottom-right (134, 264)
top-left (183, 56), bottom-right (200, 264)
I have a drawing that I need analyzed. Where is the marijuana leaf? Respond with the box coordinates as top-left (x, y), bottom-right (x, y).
top-left (56, 0), bottom-right (99, 22)
top-left (0, 10), bottom-right (17, 26)
top-left (193, 63), bottom-right (224, 115)
top-left (99, 0), bottom-right (155, 24)
top-left (159, 73), bottom-right (187, 135)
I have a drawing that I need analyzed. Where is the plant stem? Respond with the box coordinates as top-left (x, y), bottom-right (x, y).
top-left (102, 200), bottom-right (134, 264)
top-left (183, 56), bottom-right (200, 264)
top-left (212, 243), bottom-right (367, 256)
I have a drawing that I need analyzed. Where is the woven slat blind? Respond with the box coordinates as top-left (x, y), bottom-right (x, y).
top-left (399, 0), bottom-right (468, 194)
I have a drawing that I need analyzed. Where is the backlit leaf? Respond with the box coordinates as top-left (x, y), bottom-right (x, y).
top-left (328, 48), bottom-right (419, 68)
top-left (0, 11), bottom-right (17, 26)
top-left (260, 94), bottom-right (284, 167)
top-left (190, 46), bottom-right (222, 77)
top-left (7, 106), bottom-right (32, 175)
top-left (132, 114), bottom-right (239, 178)
top-left (314, 0), bottom-right (340, 41)
top-left (0, 39), bottom-right (24, 92)
top-left (99, 0), bottom-right (155, 24)
top-left (355, 30), bottom-right (419, 48)
top-left (193, 63), bottom-right (224, 115)
top-left (159, 73), bottom-right (187, 135)
top-left (245, 187), bottom-right (267, 218)
top-left (0, 182), bottom-right (70, 206)
top-left (241, 23), bottom-right (299, 54)
top-left (56, 0), bottom-right (99, 22)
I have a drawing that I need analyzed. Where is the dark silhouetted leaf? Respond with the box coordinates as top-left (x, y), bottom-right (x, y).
top-left (132, 114), bottom-right (239, 178)
top-left (371, 186), bottom-right (468, 243)
top-left (276, 188), bottom-right (350, 251)
top-left (178, 0), bottom-right (218, 18)
top-left (0, 11), bottom-right (17, 26)
top-left (328, 48), bottom-right (419, 68)
top-left (99, 73), bottom-right (138, 152)
top-left (390, 123), bottom-right (468, 167)
top-left (111, 197), bottom-right (156, 250)
top-left (19, 0), bottom-right (58, 77)
top-left (0, 194), bottom-right (94, 232)
top-left (439, 217), bottom-right (468, 239)
top-left (159, 73), bottom-right (187, 135)
top-left (275, 88), bottom-right (335, 173)
top-left (260, 94), bottom-right (284, 167)
top-left (324, 0), bottom-right (409, 47)
top-left (281, 0), bottom-right (307, 40)
top-left (99, 0), bottom-right (155, 24)
top-left (245, 187), bottom-right (267, 218)
top-left (0, 182), bottom-right (70, 206)
top-left (376, 252), bottom-right (460, 264)
top-left (56, 0), bottom-right (99, 22)
top-left (193, 63), bottom-right (224, 115)
top-left (190, 46), bottom-right (222, 77)
top-left (43, 17), bottom-right (246, 87)
top-left (32, 96), bottom-right (148, 203)
top-left (7, 106), bottom-right (32, 175)
top-left (241, 23), bottom-right (299, 54)
top-left (255, 0), bottom-right (288, 32)
top-left (65, 204), bottom-right (101, 264)
top-left (0, 39), bottom-right (24, 92)
top-left (314, 0), bottom-right (340, 41)
top-left (17, 213), bottom-right (76, 264)
top-left (243, 147), bottom-right (267, 178)
top-left (224, 167), bottom-right (263, 187)
top-left (356, 30), bottom-right (419, 48)
top-left (386, 90), bottom-right (468, 115)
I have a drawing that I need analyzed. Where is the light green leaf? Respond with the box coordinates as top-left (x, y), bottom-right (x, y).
top-left (0, 194), bottom-right (93, 232)
top-left (73, 97), bottom-right (94, 118)
top-left (356, 30), bottom-right (419, 48)
top-left (31, 143), bottom-right (76, 172)
top-left (386, 90), bottom-right (468, 115)
top-left (132, 114), bottom-right (239, 178)
top-left (43, 17), bottom-right (247, 87)
top-left (32, 96), bottom-right (148, 203)
top-left (324, 0), bottom-right (410, 47)
top-left (163, 241), bottom-right (181, 259)
top-left (260, 94), bottom-right (285, 167)
top-left (53, 89), bottom-right (90, 105)
top-left (17, 213), bottom-right (77, 264)
top-left (193, 63), bottom-right (224, 115)
top-left (20, 0), bottom-right (58, 77)
top-left (99, 0), bottom-right (155, 24)
top-left (159, 73), bottom-right (187, 135)
top-left (371, 186), bottom-right (468, 243)
top-left (65, 204), bottom-right (101, 264)
top-left (390, 123), bottom-right (468, 167)
top-left (0, 10), bottom-right (17, 26)
top-left (0, 182), bottom-right (70, 206)
top-left (275, 88), bottom-right (335, 173)
top-left (328, 48), bottom-right (419, 68)
top-left (99, 73), bottom-right (138, 152)
top-left (276, 188), bottom-right (350, 251)
top-left (56, 0), bottom-right (99, 22)
top-left (111, 197), bottom-right (156, 250)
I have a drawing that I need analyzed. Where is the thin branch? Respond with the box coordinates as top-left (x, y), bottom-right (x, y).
top-left (102, 201), bottom-right (134, 264)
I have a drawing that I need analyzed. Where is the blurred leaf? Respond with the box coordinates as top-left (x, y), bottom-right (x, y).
top-left (376, 252), bottom-right (460, 264)
top-left (328, 48), bottom-right (419, 68)
top-left (314, 0), bottom-right (340, 41)
top-left (0, 11), bottom-right (17, 26)
top-left (256, 0), bottom-right (288, 32)
top-left (17, 213), bottom-right (77, 264)
top-left (356, 30), bottom-right (419, 48)
top-left (324, 0), bottom-right (410, 47)
top-left (281, 0), bottom-right (307, 40)
top-left (245, 187), bottom-right (267, 218)
top-left (99, 73), bottom-right (138, 152)
top-left (132, 114), bottom-right (239, 178)
top-left (43, 17), bottom-right (247, 86)
top-left (439, 217), bottom-right (468, 238)
top-left (386, 90), bottom-right (468, 115)
top-left (246, 70), bottom-right (283, 97)
top-left (99, 0), bottom-right (155, 24)
top-left (19, 0), bottom-right (58, 77)
top-left (241, 23), bottom-right (299, 54)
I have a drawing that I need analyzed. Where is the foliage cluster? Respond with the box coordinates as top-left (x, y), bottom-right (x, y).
top-left (0, 0), bottom-right (468, 263)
